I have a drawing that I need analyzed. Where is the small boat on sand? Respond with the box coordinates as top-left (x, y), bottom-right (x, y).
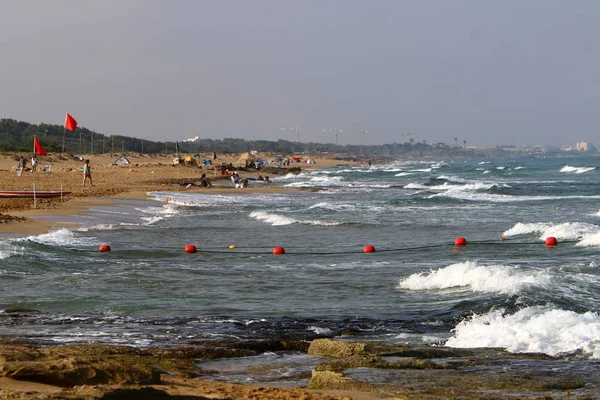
top-left (0, 191), bottom-right (71, 198)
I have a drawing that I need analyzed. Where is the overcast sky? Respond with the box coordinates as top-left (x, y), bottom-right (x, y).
top-left (2, 1), bottom-right (599, 146)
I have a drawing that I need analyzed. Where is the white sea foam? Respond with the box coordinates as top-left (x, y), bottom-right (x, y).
top-left (436, 175), bottom-right (467, 183)
top-left (576, 232), bottom-right (600, 247)
top-left (560, 165), bottom-right (597, 174)
top-left (410, 168), bottom-right (432, 173)
top-left (150, 192), bottom-right (284, 208)
top-left (382, 168), bottom-right (404, 173)
top-left (347, 183), bottom-right (393, 189)
top-left (249, 211), bottom-right (339, 226)
top-left (514, 166), bottom-right (525, 170)
top-left (308, 202), bottom-right (387, 213)
top-left (446, 306), bottom-right (600, 358)
top-left (503, 221), bottom-right (600, 241)
top-left (134, 205), bottom-right (179, 225)
top-left (20, 228), bottom-right (94, 247)
top-left (394, 172), bottom-right (415, 177)
top-left (397, 261), bottom-right (550, 295)
top-left (78, 224), bottom-right (116, 232)
top-left (403, 183), bottom-right (429, 190)
top-left (432, 190), bottom-right (600, 203)
top-left (308, 326), bottom-right (333, 335)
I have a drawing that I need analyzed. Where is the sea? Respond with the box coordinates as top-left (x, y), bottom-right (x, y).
top-left (2, 155), bottom-right (600, 390)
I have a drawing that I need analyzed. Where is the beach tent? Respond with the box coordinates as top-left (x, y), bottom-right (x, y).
top-left (237, 152), bottom-right (258, 165)
top-left (114, 156), bottom-right (130, 165)
top-left (306, 158), bottom-right (316, 164)
top-left (184, 155), bottom-right (198, 166)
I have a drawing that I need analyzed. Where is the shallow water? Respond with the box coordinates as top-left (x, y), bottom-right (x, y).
top-left (2, 156), bottom-right (600, 391)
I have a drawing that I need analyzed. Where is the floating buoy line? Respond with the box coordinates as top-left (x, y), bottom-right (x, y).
top-left (95, 236), bottom-right (581, 254)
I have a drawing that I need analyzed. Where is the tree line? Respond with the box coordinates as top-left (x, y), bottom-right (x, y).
top-left (0, 118), bottom-right (480, 158)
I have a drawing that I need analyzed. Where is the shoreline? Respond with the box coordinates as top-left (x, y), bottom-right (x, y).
top-left (0, 150), bottom-right (345, 235)
top-left (2, 154), bottom-right (600, 399)
top-left (0, 186), bottom-right (318, 236)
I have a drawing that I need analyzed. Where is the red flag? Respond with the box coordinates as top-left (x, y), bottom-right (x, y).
top-left (34, 136), bottom-right (47, 156)
top-left (65, 113), bottom-right (77, 131)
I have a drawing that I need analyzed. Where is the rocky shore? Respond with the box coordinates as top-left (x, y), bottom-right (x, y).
top-left (0, 336), bottom-right (591, 399)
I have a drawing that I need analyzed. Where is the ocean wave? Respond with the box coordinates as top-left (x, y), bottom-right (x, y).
top-left (308, 202), bottom-right (387, 213)
top-left (397, 261), bottom-right (550, 295)
top-left (346, 183), bottom-right (393, 189)
top-left (283, 175), bottom-right (345, 188)
top-left (134, 204), bottom-right (179, 225)
top-left (436, 175), bottom-right (468, 183)
top-left (19, 228), bottom-right (94, 247)
top-left (560, 165), bottom-right (597, 174)
top-left (0, 242), bottom-right (23, 260)
top-left (404, 183), bottom-right (429, 190)
top-left (576, 232), bottom-right (600, 247)
top-left (77, 224), bottom-right (117, 232)
top-left (503, 221), bottom-right (600, 241)
top-left (446, 306), bottom-right (600, 358)
top-left (430, 191), bottom-right (600, 203)
top-left (410, 168), bottom-right (433, 173)
top-left (249, 211), bottom-right (340, 226)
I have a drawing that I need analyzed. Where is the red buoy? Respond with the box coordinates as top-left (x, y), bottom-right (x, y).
top-left (184, 244), bottom-right (197, 253)
top-left (98, 244), bottom-right (111, 252)
top-left (273, 246), bottom-right (286, 255)
top-left (454, 237), bottom-right (467, 246)
top-left (545, 237), bottom-right (557, 246)
top-left (363, 245), bottom-right (376, 253)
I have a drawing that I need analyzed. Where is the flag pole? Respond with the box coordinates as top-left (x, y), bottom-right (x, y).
top-left (62, 127), bottom-right (65, 156)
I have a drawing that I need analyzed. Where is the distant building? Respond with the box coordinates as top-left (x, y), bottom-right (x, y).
top-left (184, 136), bottom-right (200, 143)
top-left (576, 141), bottom-right (589, 151)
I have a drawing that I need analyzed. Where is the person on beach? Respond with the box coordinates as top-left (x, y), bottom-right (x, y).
top-left (199, 173), bottom-right (212, 187)
top-left (31, 155), bottom-right (38, 172)
top-left (82, 159), bottom-right (93, 186)
top-left (18, 156), bottom-right (25, 171)
top-left (231, 172), bottom-right (241, 188)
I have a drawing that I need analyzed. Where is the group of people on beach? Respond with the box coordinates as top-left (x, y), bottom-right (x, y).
top-left (231, 172), bottom-right (249, 188)
top-left (17, 155), bottom-right (38, 172)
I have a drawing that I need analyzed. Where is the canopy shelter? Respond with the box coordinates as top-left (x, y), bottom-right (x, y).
top-left (114, 156), bottom-right (130, 165)
top-left (237, 152), bottom-right (258, 166)
top-left (184, 155), bottom-right (198, 166)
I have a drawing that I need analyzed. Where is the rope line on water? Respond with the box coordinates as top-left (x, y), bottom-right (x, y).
top-left (91, 237), bottom-right (582, 255)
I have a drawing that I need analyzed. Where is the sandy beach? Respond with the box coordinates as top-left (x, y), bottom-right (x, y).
top-left (0, 151), bottom-right (359, 235)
